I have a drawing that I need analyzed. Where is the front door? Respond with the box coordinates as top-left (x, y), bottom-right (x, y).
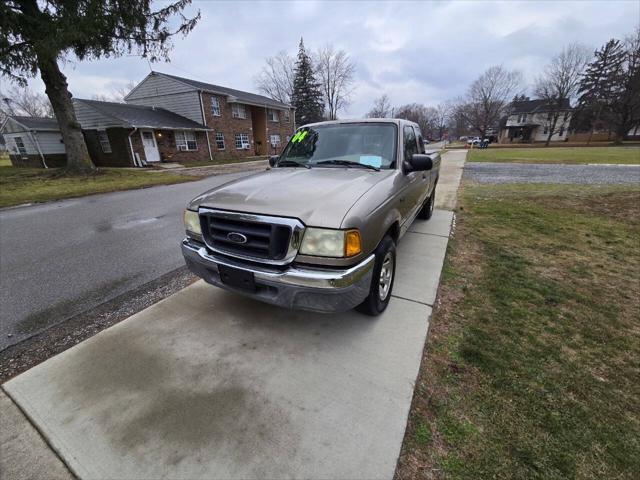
top-left (140, 130), bottom-right (160, 163)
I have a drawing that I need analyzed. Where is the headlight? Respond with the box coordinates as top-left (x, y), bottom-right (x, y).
top-left (300, 228), bottom-right (362, 257)
top-left (183, 209), bottom-right (202, 236)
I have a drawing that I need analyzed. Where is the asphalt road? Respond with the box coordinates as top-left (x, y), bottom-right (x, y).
top-left (0, 172), bottom-right (253, 350)
top-left (464, 162), bottom-right (640, 184)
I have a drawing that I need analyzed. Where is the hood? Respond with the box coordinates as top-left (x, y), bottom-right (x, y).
top-left (190, 167), bottom-right (393, 228)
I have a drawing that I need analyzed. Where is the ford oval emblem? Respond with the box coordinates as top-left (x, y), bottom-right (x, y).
top-left (227, 232), bottom-right (248, 244)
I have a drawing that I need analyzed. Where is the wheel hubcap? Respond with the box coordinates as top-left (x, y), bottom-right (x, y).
top-left (378, 252), bottom-right (394, 301)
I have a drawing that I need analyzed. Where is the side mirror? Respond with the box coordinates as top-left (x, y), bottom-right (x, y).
top-left (406, 153), bottom-right (433, 172)
top-left (269, 155), bottom-right (279, 167)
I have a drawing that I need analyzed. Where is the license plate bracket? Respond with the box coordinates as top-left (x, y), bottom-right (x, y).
top-left (218, 265), bottom-right (256, 292)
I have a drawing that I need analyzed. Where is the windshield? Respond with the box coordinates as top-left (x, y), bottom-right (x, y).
top-left (279, 123), bottom-right (397, 169)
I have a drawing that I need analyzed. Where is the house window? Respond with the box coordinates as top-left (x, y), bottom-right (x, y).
top-left (269, 134), bottom-right (281, 146)
top-left (559, 126), bottom-right (565, 136)
top-left (14, 136), bottom-right (27, 155)
top-left (231, 104), bottom-right (247, 119)
top-left (235, 133), bottom-right (250, 149)
top-left (175, 131), bottom-right (198, 151)
top-left (97, 130), bottom-right (112, 153)
top-left (211, 96), bottom-right (221, 117)
top-left (522, 113), bottom-right (527, 123)
top-left (215, 132), bottom-right (225, 150)
top-left (543, 125), bottom-right (548, 135)
top-left (284, 110), bottom-right (290, 122)
top-left (268, 109), bottom-right (279, 122)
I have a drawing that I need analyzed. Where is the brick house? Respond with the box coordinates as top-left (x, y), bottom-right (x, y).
top-left (124, 71), bottom-right (296, 159)
top-left (2, 71), bottom-right (295, 168)
top-left (73, 99), bottom-right (211, 166)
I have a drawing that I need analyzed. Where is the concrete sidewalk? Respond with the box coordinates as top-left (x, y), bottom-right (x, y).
top-left (2, 150), bottom-right (466, 480)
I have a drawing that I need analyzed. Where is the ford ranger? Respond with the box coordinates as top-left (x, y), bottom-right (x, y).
top-left (181, 119), bottom-right (440, 315)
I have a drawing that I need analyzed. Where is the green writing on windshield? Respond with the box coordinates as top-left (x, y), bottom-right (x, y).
top-left (291, 130), bottom-right (308, 143)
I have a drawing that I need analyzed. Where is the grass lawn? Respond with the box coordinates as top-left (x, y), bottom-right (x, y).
top-left (178, 156), bottom-right (267, 168)
top-left (469, 146), bottom-right (640, 164)
top-left (0, 166), bottom-right (193, 208)
top-left (396, 183), bottom-right (640, 479)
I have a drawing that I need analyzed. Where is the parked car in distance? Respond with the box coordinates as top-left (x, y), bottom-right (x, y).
top-left (467, 136), bottom-right (481, 145)
top-left (182, 119), bottom-right (441, 316)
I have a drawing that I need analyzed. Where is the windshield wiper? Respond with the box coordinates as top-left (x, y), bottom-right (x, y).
top-left (277, 159), bottom-right (311, 169)
top-left (316, 159), bottom-right (380, 171)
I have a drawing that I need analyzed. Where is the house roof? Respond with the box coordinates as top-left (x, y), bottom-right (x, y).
top-left (74, 99), bottom-right (210, 130)
top-left (7, 116), bottom-right (60, 131)
top-left (510, 99), bottom-right (572, 114)
top-left (152, 71), bottom-right (292, 110)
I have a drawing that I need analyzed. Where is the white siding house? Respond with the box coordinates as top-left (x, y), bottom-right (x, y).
top-left (1, 116), bottom-right (66, 167)
top-left (500, 99), bottom-right (572, 143)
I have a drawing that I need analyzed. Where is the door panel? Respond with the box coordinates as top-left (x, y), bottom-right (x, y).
top-left (141, 130), bottom-right (160, 162)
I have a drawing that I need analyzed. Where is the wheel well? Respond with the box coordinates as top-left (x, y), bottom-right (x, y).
top-left (385, 222), bottom-right (400, 243)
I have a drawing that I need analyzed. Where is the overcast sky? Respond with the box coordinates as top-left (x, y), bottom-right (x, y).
top-left (12, 0), bottom-right (640, 116)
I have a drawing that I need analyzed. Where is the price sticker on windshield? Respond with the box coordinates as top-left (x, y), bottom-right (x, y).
top-left (360, 155), bottom-right (382, 168)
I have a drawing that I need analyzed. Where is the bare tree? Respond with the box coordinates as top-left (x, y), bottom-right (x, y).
top-left (366, 94), bottom-right (392, 118)
top-left (254, 51), bottom-right (295, 104)
top-left (535, 43), bottom-right (591, 146)
top-left (91, 93), bottom-right (112, 102)
top-left (113, 81), bottom-right (137, 102)
top-left (457, 65), bottom-right (523, 139)
top-left (90, 81), bottom-right (136, 103)
top-left (432, 102), bottom-right (451, 140)
top-left (0, 84), bottom-right (54, 117)
top-left (314, 45), bottom-right (356, 120)
top-left (394, 103), bottom-right (432, 135)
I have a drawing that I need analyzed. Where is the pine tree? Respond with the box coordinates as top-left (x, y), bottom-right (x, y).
top-left (577, 39), bottom-right (625, 141)
top-left (577, 31), bottom-right (640, 142)
top-left (291, 39), bottom-right (325, 125)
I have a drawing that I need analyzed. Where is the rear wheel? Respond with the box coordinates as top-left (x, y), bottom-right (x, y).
top-left (356, 235), bottom-right (396, 316)
top-left (418, 185), bottom-right (436, 220)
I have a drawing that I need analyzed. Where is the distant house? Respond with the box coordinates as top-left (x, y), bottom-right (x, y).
top-left (1, 70), bottom-right (295, 168)
top-left (499, 99), bottom-right (572, 143)
top-left (1, 116), bottom-right (66, 167)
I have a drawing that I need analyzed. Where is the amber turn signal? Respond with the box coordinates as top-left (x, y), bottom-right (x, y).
top-left (345, 229), bottom-right (362, 257)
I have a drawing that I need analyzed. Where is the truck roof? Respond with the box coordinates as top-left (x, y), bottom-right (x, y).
top-left (301, 118), bottom-right (419, 129)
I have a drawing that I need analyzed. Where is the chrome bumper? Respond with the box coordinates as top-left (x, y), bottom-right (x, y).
top-left (181, 239), bottom-right (375, 313)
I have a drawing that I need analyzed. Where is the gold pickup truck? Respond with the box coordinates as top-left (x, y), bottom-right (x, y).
top-left (182, 119), bottom-right (440, 315)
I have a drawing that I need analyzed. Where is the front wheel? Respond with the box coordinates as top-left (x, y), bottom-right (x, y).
top-left (417, 185), bottom-right (436, 220)
top-left (356, 235), bottom-right (396, 316)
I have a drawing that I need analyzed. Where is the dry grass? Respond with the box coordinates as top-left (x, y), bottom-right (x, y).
top-left (468, 146), bottom-right (640, 164)
top-left (0, 166), bottom-right (193, 208)
top-left (396, 183), bottom-right (640, 479)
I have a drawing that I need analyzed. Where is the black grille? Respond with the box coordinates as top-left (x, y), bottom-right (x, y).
top-left (201, 213), bottom-right (292, 260)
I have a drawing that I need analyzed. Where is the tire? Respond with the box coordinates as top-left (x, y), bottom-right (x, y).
top-left (417, 184), bottom-right (436, 220)
top-left (356, 235), bottom-right (396, 316)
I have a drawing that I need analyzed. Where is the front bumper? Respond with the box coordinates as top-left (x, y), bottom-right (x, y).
top-left (181, 239), bottom-right (375, 313)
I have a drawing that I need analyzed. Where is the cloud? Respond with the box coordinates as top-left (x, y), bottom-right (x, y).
top-left (15, 0), bottom-right (640, 116)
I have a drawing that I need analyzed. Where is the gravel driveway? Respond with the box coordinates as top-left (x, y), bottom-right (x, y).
top-left (465, 162), bottom-right (640, 184)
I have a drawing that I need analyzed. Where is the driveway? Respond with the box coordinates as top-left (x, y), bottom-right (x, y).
top-left (464, 162), bottom-right (640, 184)
top-left (3, 210), bottom-right (454, 480)
top-left (0, 171), bottom-right (254, 349)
